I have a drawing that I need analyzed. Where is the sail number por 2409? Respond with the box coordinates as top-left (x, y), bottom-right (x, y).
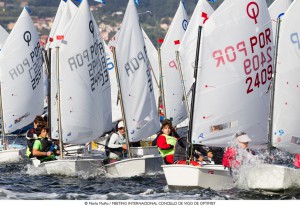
top-left (244, 46), bottom-right (273, 94)
top-left (245, 64), bottom-right (272, 94)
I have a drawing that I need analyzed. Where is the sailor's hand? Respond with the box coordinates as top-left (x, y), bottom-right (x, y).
top-left (122, 144), bottom-right (127, 150)
top-left (45, 151), bottom-right (52, 156)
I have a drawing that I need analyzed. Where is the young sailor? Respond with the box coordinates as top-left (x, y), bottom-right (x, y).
top-left (106, 121), bottom-right (127, 163)
top-left (32, 123), bottom-right (59, 162)
top-left (222, 132), bottom-right (255, 175)
top-left (25, 115), bottom-right (45, 158)
top-left (294, 154), bottom-right (300, 169)
top-left (156, 119), bottom-right (180, 164)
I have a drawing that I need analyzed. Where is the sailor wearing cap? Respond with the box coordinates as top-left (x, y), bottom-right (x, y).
top-left (106, 121), bottom-right (127, 163)
top-left (236, 133), bottom-right (252, 149)
top-left (222, 132), bottom-right (255, 174)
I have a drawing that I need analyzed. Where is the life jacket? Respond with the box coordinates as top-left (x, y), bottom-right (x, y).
top-left (152, 130), bottom-right (180, 146)
top-left (157, 134), bottom-right (177, 158)
top-left (25, 129), bottom-right (37, 158)
top-left (294, 154), bottom-right (300, 168)
top-left (105, 132), bottom-right (125, 158)
top-left (222, 147), bottom-right (239, 168)
top-left (104, 132), bottom-right (114, 157)
top-left (26, 139), bottom-right (36, 158)
top-left (35, 138), bottom-right (54, 160)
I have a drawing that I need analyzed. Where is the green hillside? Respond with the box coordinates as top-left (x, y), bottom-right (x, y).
top-left (0, 0), bottom-right (276, 44)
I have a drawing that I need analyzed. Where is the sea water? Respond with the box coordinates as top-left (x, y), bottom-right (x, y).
top-left (0, 135), bottom-right (300, 200)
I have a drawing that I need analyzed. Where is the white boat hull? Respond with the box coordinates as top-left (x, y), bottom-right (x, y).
top-left (0, 145), bottom-right (26, 164)
top-left (32, 157), bottom-right (104, 176)
top-left (238, 164), bottom-right (300, 191)
top-left (162, 164), bottom-right (234, 190)
top-left (105, 155), bottom-right (163, 177)
top-left (130, 146), bottom-right (159, 157)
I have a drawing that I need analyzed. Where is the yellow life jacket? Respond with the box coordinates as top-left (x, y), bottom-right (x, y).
top-left (157, 134), bottom-right (177, 158)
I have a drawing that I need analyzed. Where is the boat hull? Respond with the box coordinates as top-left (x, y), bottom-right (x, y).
top-left (105, 155), bottom-right (163, 177)
top-left (0, 145), bottom-right (26, 164)
top-left (32, 158), bottom-right (104, 176)
top-left (162, 164), bottom-right (234, 190)
top-left (238, 164), bottom-right (300, 191)
top-left (130, 146), bottom-right (159, 157)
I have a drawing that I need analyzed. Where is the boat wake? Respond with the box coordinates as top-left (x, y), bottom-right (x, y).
top-left (25, 163), bottom-right (107, 179)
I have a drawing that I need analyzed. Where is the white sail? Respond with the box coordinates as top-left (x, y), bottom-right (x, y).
top-left (0, 8), bottom-right (44, 133)
top-left (58, 0), bottom-right (112, 144)
top-left (115, 0), bottom-right (160, 142)
top-left (268, 0), bottom-right (292, 40)
top-left (272, 0), bottom-right (300, 154)
top-left (0, 25), bottom-right (8, 50)
top-left (46, 0), bottom-right (67, 50)
top-left (49, 0), bottom-right (78, 139)
top-left (142, 29), bottom-right (160, 110)
top-left (49, 0), bottom-right (77, 50)
top-left (108, 29), bottom-right (160, 120)
top-left (191, 0), bottom-right (273, 147)
top-left (178, 0), bottom-right (214, 108)
top-left (91, 13), bottom-right (113, 133)
top-left (103, 41), bottom-right (122, 123)
top-left (160, 1), bottom-right (189, 126)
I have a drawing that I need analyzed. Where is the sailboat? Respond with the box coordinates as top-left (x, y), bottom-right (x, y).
top-left (107, 28), bottom-right (160, 117)
top-left (45, 0), bottom-right (92, 156)
top-left (241, 0), bottom-right (300, 191)
top-left (175, 0), bottom-right (214, 130)
top-left (105, 0), bottom-right (162, 177)
top-left (163, 0), bottom-right (273, 190)
top-left (159, 0), bottom-right (188, 127)
top-left (32, 0), bottom-right (111, 176)
top-left (178, 0), bottom-right (214, 113)
top-left (0, 7), bottom-right (44, 163)
top-left (47, 0), bottom-right (77, 140)
top-left (105, 25), bottom-right (160, 157)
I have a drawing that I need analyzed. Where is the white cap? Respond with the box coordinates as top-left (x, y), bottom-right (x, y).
top-left (236, 134), bottom-right (252, 143)
top-left (118, 121), bottom-right (124, 128)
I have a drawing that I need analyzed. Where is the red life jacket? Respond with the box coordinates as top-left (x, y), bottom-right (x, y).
top-left (222, 147), bottom-right (240, 168)
top-left (294, 154), bottom-right (300, 168)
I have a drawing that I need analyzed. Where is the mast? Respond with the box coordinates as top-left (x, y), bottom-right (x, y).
top-left (42, 48), bottom-right (51, 138)
top-left (112, 47), bottom-right (132, 158)
top-left (176, 50), bottom-right (190, 116)
top-left (158, 48), bottom-right (167, 119)
top-left (187, 26), bottom-right (202, 162)
top-left (267, 14), bottom-right (284, 156)
top-left (55, 46), bottom-right (64, 159)
top-left (48, 48), bottom-right (52, 138)
top-left (0, 83), bottom-right (7, 150)
top-left (150, 64), bottom-right (160, 117)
